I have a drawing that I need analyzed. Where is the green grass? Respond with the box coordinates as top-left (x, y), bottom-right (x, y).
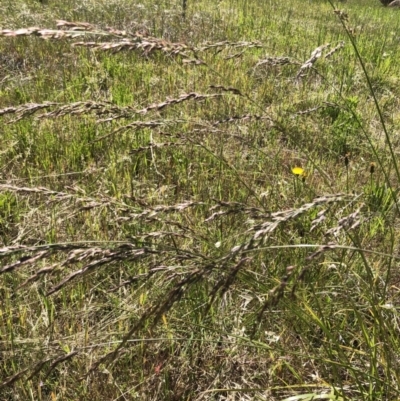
top-left (1, 0), bottom-right (400, 399)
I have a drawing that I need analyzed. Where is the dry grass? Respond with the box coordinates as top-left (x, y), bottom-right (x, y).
top-left (1, 0), bottom-right (400, 400)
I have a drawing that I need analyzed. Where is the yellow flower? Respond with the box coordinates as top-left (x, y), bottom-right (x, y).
top-left (292, 167), bottom-right (304, 176)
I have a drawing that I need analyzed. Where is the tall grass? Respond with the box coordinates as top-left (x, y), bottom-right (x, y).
top-left (1, 0), bottom-right (400, 400)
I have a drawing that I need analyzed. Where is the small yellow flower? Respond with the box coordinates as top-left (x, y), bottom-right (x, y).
top-left (292, 167), bottom-right (304, 176)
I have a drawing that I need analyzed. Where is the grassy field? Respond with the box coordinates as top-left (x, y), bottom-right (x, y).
top-left (1, 0), bottom-right (400, 399)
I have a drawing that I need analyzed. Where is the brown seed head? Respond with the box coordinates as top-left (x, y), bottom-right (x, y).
top-left (370, 162), bottom-right (376, 174)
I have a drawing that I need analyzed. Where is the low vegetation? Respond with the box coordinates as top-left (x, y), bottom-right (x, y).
top-left (1, 0), bottom-right (400, 399)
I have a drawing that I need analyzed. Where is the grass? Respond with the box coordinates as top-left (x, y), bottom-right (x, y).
top-left (1, 0), bottom-right (400, 399)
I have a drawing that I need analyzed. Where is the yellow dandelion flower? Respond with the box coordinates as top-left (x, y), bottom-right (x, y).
top-left (292, 167), bottom-right (304, 176)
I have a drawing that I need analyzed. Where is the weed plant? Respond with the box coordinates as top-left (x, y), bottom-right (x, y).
top-left (1, 0), bottom-right (400, 400)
